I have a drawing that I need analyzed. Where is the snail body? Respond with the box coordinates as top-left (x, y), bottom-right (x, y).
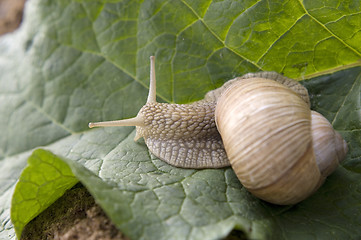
top-left (89, 56), bottom-right (348, 205)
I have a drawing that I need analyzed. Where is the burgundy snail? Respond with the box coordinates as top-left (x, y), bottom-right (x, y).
top-left (89, 56), bottom-right (348, 205)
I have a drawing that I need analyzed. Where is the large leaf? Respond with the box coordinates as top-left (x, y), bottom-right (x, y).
top-left (0, 0), bottom-right (360, 239)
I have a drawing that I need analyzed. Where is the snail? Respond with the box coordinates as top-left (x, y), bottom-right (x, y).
top-left (89, 56), bottom-right (348, 205)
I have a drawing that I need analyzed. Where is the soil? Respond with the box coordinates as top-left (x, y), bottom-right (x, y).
top-left (21, 184), bottom-right (129, 240)
top-left (0, 0), bottom-right (26, 35)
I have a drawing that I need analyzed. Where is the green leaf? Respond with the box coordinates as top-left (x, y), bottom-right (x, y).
top-left (10, 149), bottom-right (78, 237)
top-left (60, 154), bottom-right (267, 239)
top-left (0, 0), bottom-right (360, 239)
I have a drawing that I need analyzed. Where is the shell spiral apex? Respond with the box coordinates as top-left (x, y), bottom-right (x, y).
top-left (311, 111), bottom-right (348, 177)
top-left (88, 56), bottom-right (348, 205)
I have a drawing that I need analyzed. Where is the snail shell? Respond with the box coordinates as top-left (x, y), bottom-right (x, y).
top-left (311, 111), bottom-right (348, 177)
top-left (215, 78), bottom-right (348, 205)
top-left (89, 56), bottom-right (348, 205)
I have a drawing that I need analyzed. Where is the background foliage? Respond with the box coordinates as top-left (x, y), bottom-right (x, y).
top-left (0, 0), bottom-right (360, 239)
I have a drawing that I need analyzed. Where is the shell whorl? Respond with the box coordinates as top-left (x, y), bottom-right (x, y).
top-left (215, 77), bottom-right (322, 205)
top-left (311, 111), bottom-right (348, 177)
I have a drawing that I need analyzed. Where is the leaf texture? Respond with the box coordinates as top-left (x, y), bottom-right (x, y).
top-left (0, 0), bottom-right (360, 239)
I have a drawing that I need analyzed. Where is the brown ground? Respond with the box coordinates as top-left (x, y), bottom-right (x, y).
top-left (0, 0), bottom-right (26, 35)
top-left (21, 184), bottom-right (129, 240)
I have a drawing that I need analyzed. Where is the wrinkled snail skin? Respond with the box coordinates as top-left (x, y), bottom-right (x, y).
top-left (134, 101), bottom-right (228, 168)
top-left (89, 56), bottom-right (348, 205)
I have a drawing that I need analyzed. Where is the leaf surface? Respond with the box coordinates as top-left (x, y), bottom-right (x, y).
top-left (0, 0), bottom-right (360, 239)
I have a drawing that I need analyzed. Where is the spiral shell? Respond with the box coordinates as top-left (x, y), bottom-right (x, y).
top-left (215, 77), bottom-right (347, 205)
top-left (311, 111), bottom-right (348, 177)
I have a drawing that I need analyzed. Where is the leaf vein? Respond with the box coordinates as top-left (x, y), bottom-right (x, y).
top-left (179, 0), bottom-right (262, 70)
top-left (298, 0), bottom-right (361, 57)
top-left (331, 72), bottom-right (361, 125)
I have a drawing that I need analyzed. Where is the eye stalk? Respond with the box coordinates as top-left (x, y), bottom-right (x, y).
top-left (88, 56), bottom-right (158, 135)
